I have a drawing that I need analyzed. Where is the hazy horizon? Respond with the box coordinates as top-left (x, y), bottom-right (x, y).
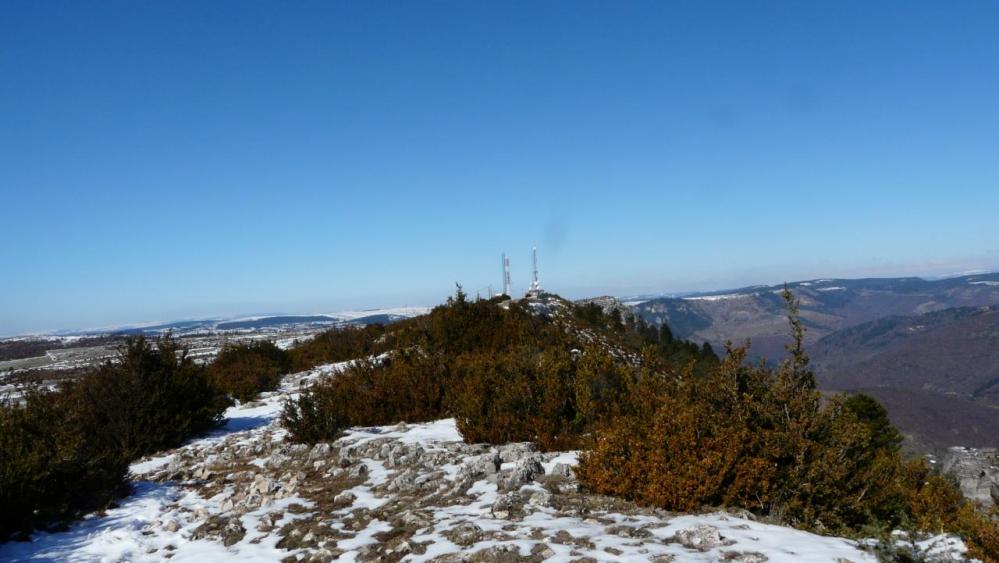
top-left (6, 264), bottom-right (998, 338)
top-left (3, 1), bottom-right (998, 335)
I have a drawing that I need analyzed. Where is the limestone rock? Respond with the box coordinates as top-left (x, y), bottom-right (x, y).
top-left (674, 524), bottom-right (733, 550)
top-left (443, 522), bottom-right (484, 547)
top-left (941, 447), bottom-right (999, 507)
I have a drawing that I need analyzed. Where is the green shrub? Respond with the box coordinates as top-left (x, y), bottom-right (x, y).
top-left (0, 388), bottom-right (127, 541)
top-left (208, 341), bottom-right (292, 402)
top-left (282, 350), bottom-right (451, 443)
top-left (280, 382), bottom-right (350, 445)
top-left (68, 336), bottom-right (230, 461)
top-left (0, 336), bottom-right (230, 541)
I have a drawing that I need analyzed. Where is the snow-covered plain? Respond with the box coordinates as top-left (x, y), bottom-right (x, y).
top-left (0, 361), bottom-right (970, 562)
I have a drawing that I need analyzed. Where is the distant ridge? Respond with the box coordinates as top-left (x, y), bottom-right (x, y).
top-left (629, 272), bottom-right (999, 361)
top-left (5, 307), bottom-right (431, 341)
top-left (628, 272), bottom-right (999, 452)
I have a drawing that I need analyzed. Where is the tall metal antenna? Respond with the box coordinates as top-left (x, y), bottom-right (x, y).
top-left (528, 246), bottom-right (542, 297)
top-left (502, 253), bottom-right (512, 296)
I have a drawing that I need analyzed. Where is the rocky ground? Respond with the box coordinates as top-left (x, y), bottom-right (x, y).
top-left (0, 362), bottom-right (970, 562)
top-left (943, 447), bottom-right (999, 508)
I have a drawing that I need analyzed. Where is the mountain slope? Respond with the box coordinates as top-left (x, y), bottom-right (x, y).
top-left (631, 273), bottom-right (999, 361)
top-left (631, 274), bottom-right (999, 453)
top-left (811, 305), bottom-right (999, 405)
top-left (806, 305), bottom-right (999, 453)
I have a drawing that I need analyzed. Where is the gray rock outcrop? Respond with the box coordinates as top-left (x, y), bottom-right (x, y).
top-left (941, 447), bottom-right (999, 506)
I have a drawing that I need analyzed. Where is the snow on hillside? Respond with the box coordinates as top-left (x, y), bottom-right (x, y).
top-left (330, 306), bottom-right (431, 321)
top-left (0, 362), bottom-right (969, 562)
top-left (681, 293), bottom-right (747, 302)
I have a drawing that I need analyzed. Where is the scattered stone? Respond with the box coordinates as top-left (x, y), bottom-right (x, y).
top-left (674, 524), bottom-right (734, 551)
top-left (472, 544), bottom-right (521, 561)
top-left (530, 544), bottom-right (556, 558)
top-left (550, 462), bottom-right (574, 478)
top-left (721, 551), bottom-right (769, 562)
top-left (443, 522), bottom-right (484, 547)
top-left (605, 524), bottom-right (652, 539)
top-left (192, 515), bottom-right (246, 547)
top-left (253, 475), bottom-right (273, 495)
top-left (470, 452), bottom-right (502, 476)
top-left (502, 455), bottom-right (545, 490)
top-left (333, 491), bottom-right (357, 507)
top-left (491, 491), bottom-right (527, 520)
top-left (309, 443), bottom-right (331, 460)
top-left (497, 443), bottom-right (537, 463)
top-left (527, 489), bottom-right (552, 507)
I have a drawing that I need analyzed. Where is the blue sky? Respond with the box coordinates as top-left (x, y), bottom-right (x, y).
top-left (2, 1), bottom-right (998, 335)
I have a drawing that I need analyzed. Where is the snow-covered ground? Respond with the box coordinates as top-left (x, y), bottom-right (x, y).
top-left (0, 361), bottom-right (970, 562)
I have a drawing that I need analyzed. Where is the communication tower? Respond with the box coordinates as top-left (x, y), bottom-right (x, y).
top-left (502, 253), bottom-right (511, 297)
top-left (528, 247), bottom-right (542, 297)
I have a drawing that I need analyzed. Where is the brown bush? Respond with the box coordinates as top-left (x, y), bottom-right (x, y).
top-left (208, 341), bottom-right (292, 402)
top-left (899, 460), bottom-right (999, 561)
top-left (283, 290), bottom-right (742, 452)
top-left (576, 290), bottom-right (999, 556)
top-left (575, 296), bottom-right (907, 532)
top-left (279, 288), bottom-right (999, 555)
top-left (450, 347), bottom-right (582, 450)
top-left (289, 324), bottom-right (387, 372)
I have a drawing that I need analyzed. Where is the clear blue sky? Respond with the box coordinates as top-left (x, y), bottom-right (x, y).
top-left (2, 1), bottom-right (998, 335)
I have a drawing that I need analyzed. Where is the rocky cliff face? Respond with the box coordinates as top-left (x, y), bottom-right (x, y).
top-left (943, 447), bottom-right (999, 507)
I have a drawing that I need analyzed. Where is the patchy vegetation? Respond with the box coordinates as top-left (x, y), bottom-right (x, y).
top-left (287, 324), bottom-right (386, 372)
top-left (282, 287), bottom-right (999, 560)
top-left (207, 341), bottom-right (292, 402)
top-left (0, 336), bottom-right (230, 541)
top-left (282, 288), bottom-right (709, 450)
top-left (0, 335), bottom-right (126, 362)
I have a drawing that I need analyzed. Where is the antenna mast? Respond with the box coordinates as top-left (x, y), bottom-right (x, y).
top-left (528, 246), bottom-right (542, 297)
top-left (502, 253), bottom-right (511, 297)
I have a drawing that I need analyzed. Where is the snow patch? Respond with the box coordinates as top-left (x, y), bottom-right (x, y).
top-left (683, 293), bottom-right (748, 302)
